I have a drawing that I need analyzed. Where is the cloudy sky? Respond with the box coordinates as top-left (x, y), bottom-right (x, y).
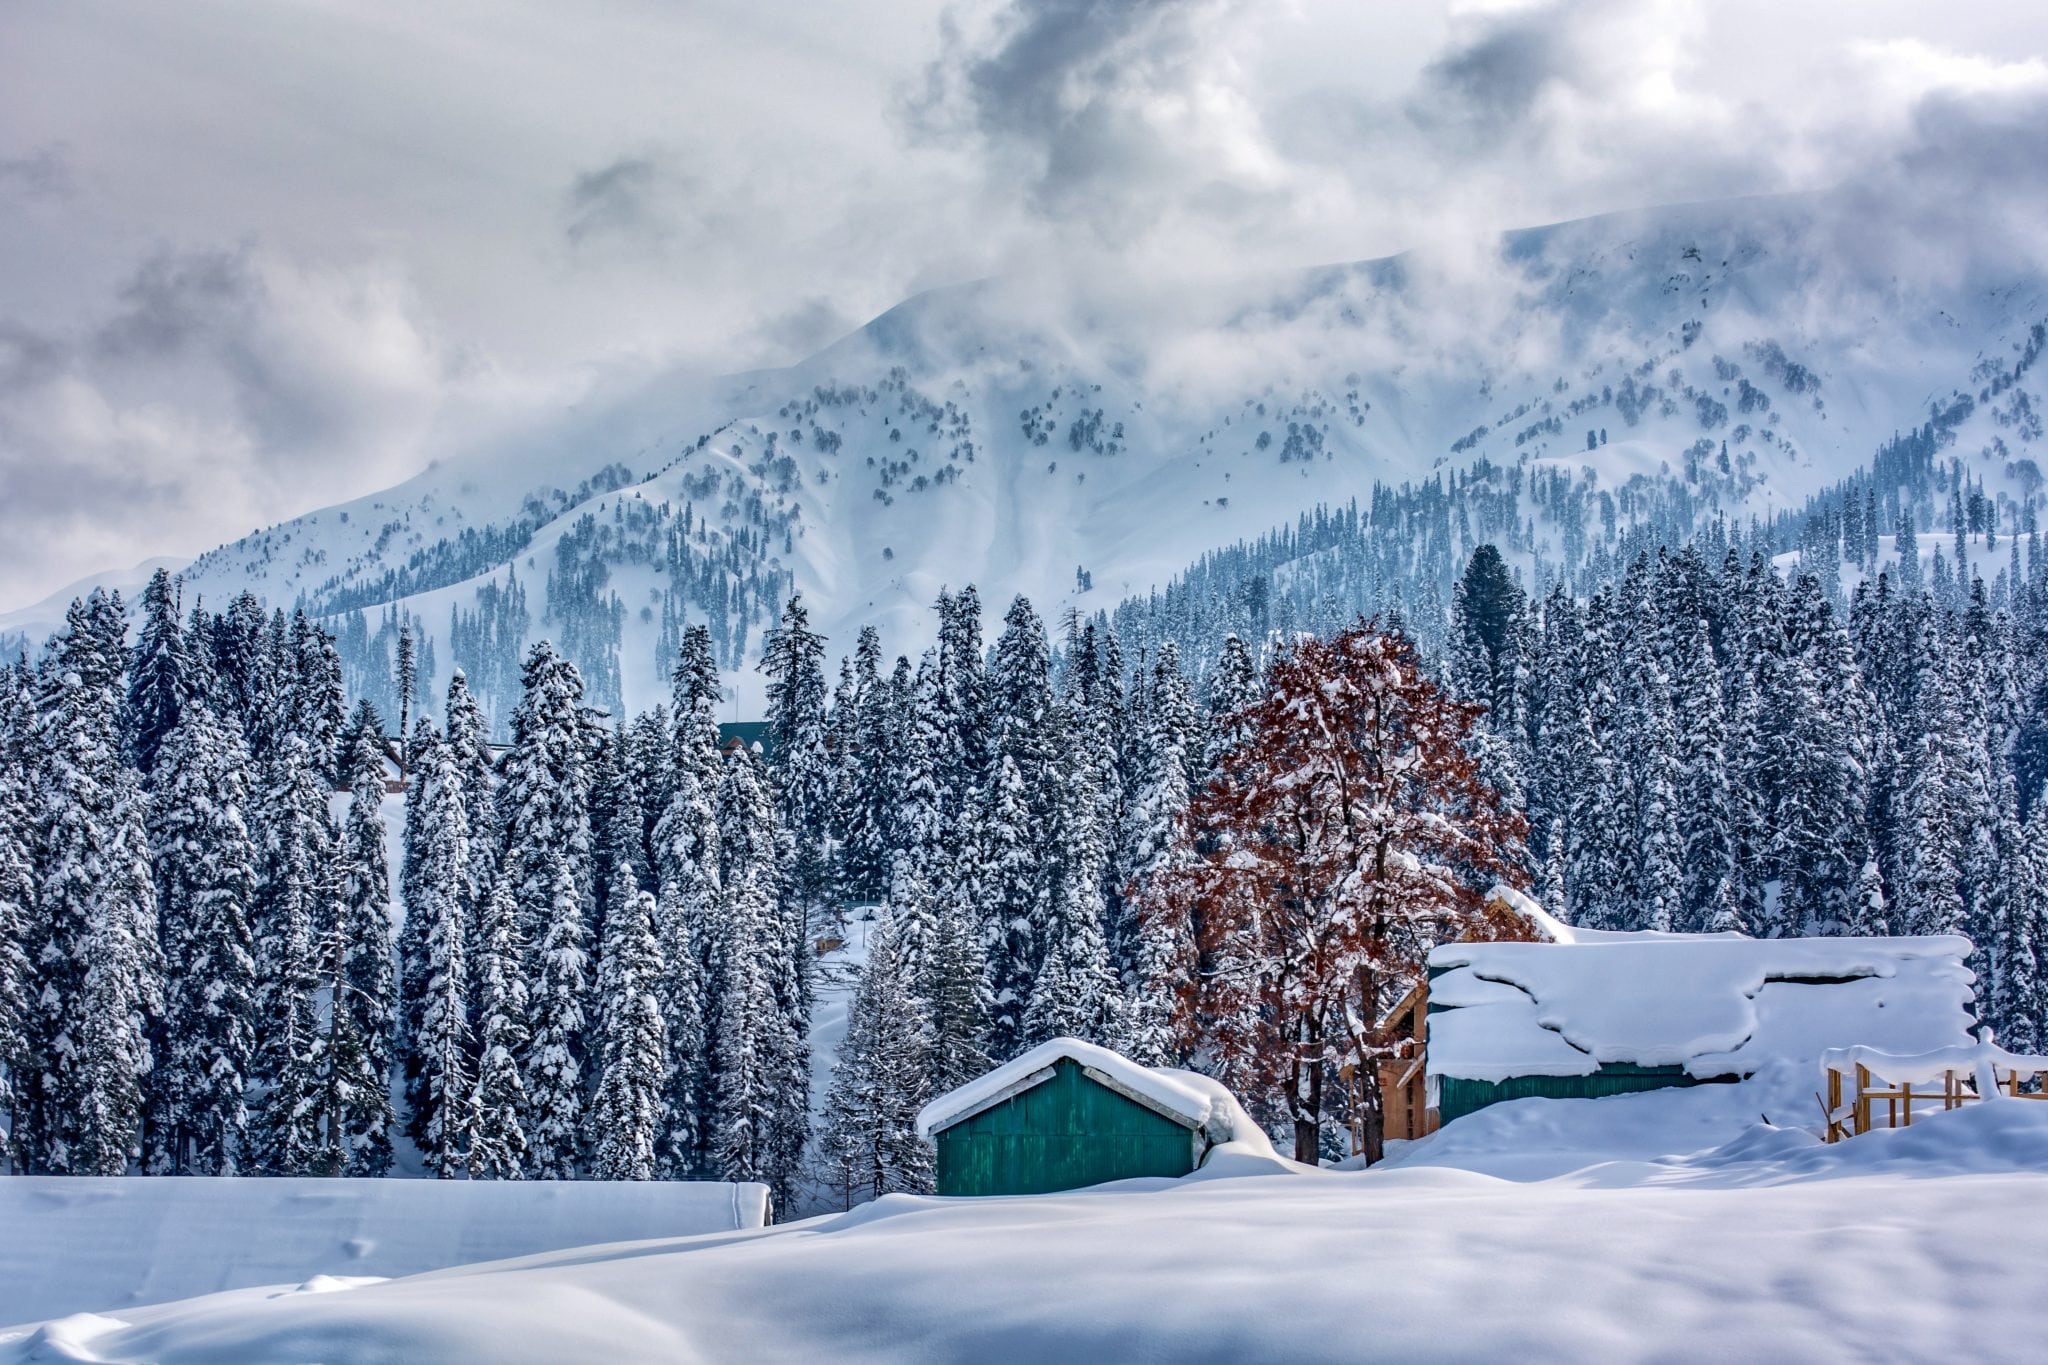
top-left (3, 0), bottom-right (2047, 608)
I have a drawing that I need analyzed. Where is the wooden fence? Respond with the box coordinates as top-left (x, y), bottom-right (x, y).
top-left (1820, 1043), bottom-right (2048, 1143)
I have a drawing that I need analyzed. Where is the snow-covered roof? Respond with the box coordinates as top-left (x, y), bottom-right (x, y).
top-left (916, 1038), bottom-right (1223, 1138)
top-left (1427, 934), bottom-right (1979, 1083)
top-left (1819, 1041), bottom-right (2048, 1086)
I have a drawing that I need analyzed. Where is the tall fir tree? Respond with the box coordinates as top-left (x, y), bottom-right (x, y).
top-left (327, 723), bottom-right (398, 1174)
top-left (590, 875), bottom-right (667, 1180)
top-left (147, 695), bottom-right (259, 1174)
top-left (124, 566), bottom-right (192, 776)
top-left (711, 747), bottom-right (800, 1195)
top-left (466, 871), bottom-right (530, 1179)
top-left (524, 853), bottom-right (590, 1179)
top-left (403, 734), bottom-right (473, 1176)
top-left (653, 877), bottom-right (707, 1178)
top-left (250, 737), bottom-right (330, 1176)
top-left (0, 670), bottom-right (35, 1170)
top-left (29, 594), bottom-right (163, 1174)
top-left (760, 595), bottom-right (834, 932)
top-left (818, 913), bottom-right (933, 1207)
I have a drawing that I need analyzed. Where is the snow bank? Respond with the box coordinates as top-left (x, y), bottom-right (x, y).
top-left (1428, 934), bottom-right (1977, 1082)
top-left (12, 1103), bottom-right (2047, 1363)
top-left (1151, 1067), bottom-right (1289, 1175)
top-left (916, 1037), bottom-right (1223, 1138)
top-left (0, 1176), bottom-right (768, 1328)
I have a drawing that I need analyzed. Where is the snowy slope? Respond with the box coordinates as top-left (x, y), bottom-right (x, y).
top-left (7, 188), bottom-right (2045, 711)
top-left (6, 1099), bottom-right (2045, 1362)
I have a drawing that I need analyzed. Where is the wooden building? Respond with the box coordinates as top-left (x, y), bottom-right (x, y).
top-left (917, 1039), bottom-right (1233, 1197)
top-left (1412, 929), bottom-right (1979, 1133)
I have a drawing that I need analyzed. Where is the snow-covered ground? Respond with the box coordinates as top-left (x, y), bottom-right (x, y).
top-left (7, 1088), bottom-right (2044, 1362)
top-left (0, 1177), bottom-right (768, 1331)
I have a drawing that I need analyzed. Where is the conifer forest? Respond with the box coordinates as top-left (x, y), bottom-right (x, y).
top-left (6, 484), bottom-right (2047, 1191)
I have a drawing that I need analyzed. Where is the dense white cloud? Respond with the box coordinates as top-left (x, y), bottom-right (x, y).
top-left (0, 0), bottom-right (2045, 605)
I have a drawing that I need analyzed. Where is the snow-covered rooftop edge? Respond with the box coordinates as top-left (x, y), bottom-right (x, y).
top-left (916, 1038), bottom-right (1218, 1139)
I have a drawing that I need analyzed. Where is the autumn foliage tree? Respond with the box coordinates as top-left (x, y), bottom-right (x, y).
top-left (1163, 623), bottom-right (1526, 1164)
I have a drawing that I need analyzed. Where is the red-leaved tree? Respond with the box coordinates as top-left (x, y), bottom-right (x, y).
top-left (1160, 623), bottom-right (1526, 1164)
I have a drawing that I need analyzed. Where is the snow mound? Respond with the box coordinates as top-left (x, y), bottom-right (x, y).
top-left (0, 1176), bottom-right (768, 1329)
top-left (11, 1120), bottom-right (2048, 1363)
top-left (1684, 1094), bottom-right (2048, 1181)
top-left (1428, 934), bottom-right (1977, 1081)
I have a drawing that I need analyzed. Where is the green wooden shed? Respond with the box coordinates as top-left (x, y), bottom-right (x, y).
top-left (916, 1038), bottom-right (1230, 1197)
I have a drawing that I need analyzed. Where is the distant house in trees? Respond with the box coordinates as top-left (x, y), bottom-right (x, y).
top-left (917, 1039), bottom-right (1239, 1196)
top-left (332, 737), bottom-right (407, 796)
top-left (1381, 911), bottom-right (1980, 1139)
top-left (717, 720), bottom-right (772, 756)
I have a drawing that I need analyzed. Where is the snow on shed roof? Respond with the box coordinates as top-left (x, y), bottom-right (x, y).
top-left (1427, 933), bottom-right (1979, 1083)
top-left (916, 1037), bottom-right (1221, 1138)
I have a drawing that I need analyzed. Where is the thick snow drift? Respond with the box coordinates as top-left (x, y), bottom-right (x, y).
top-left (0, 1176), bottom-right (767, 1328)
top-left (1427, 933), bottom-right (1978, 1082)
top-left (5, 1100), bottom-right (2044, 1363)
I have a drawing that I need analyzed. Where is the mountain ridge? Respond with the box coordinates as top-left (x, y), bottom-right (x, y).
top-left (7, 187), bottom-right (2044, 718)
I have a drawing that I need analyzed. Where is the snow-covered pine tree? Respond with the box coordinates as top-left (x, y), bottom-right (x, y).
top-left (443, 670), bottom-right (499, 919)
top-left (1767, 577), bottom-right (1871, 935)
top-left (23, 594), bottom-right (155, 1173)
top-left (1449, 544), bottom-right (1525, 723)
top-left (936, 585), bottom-right (990, 842)
top-left (1202, 633), bottom-right (1261, 782)
top-left (393, 625), bottom-right (417, 764)
top-left (924, 898), bottom-right (990, 1095)
top-left (2001, 810), bottom-right (2048, 1053)
top-left (590, 876), bottom-right (667, 1180)
top-left (523, 853), bottom-right (589, 1179)
top-left (1022, 729), bottom-right (1117, 1048)
top-left (0, 671), bottom-right (34, 1171)
top-left (1672, 616), bottom-right (1741, 933)
top-left (970, 751), bottom-right (1040, 1061)
top-left (1119, 641), bottom-right (1199, 997)
top-left (250, 736), bottom-right (331, 1176)
top-left (466, 871), bottom-right (530, 1179)
top-left (328, 722), bottom-right (397, 1174)
top-left (626, 707), bottom-right (672, 879)
top-left (124, 566), bottom-right (192, 776)
top-left (885, 848), bottom-right (940, 993)
top-left (1901, 645), bottom-right (1971, 937)
top-left (760, 594), bottom-right (834, 933)
top-left (1611, 595), bottom-right (1683, 934)
top-left (818, 912), bottom-right (933, 1208)
top-left (653, 877), bottom-right (706, 1178)
top-left (402, 733), bottom-right (473, 1176)
top-left (70, 812), bottom-right (157, 1177)
top-left (146, 694), bottom-right (259, 1174)
top-left (710, 746), bottom-right (801, 1195)
top-left (652, 625), bottom-right (722, 927)
top-left (499, 641), bottom-right (595, 946)
top-left (396, 714), bottom-right (440, 1096)
top-left (833, 627), bottom-right (893, 905)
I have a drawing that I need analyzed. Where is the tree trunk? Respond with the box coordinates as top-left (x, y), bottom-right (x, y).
top-left (1354, 960), bottom-right (1386, 1165)
top-left (1290, 1014), bottom-right (1324, 1164)
top-left (1359, 1066), bottom-right (1386, 1166)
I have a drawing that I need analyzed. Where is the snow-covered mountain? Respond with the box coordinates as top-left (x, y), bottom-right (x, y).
top-left (7, 188), bottom-right (2044, 716)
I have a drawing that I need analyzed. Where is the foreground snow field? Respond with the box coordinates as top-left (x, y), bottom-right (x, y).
top-left (6, 1096), bottom-right (2044, 1364)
